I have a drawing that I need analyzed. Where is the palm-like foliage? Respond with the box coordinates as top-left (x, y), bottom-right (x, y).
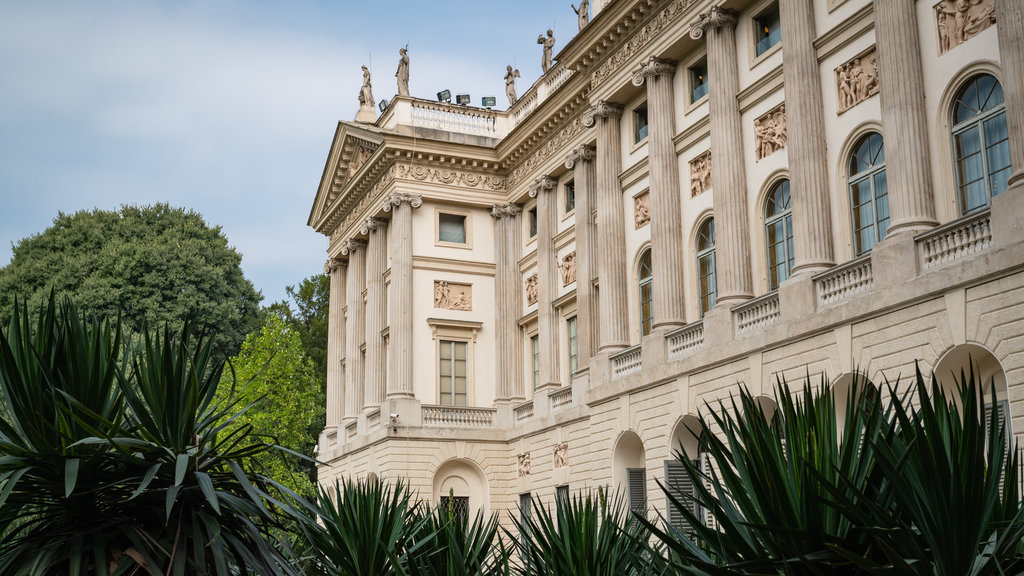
top-left (407, 501), bottom-right (509, 576)
top-left (0, 295), bottom-right (298, 575)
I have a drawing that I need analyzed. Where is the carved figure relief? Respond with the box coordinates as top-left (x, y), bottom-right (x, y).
top-left (935, 0), bottom-right (995, 54)
top-left (518, 452), bottom-right (531, 477)
top-left (348, 146), bottom-right (373, 178)
top-left (554, 443), bottom-right (568, 468)
top-left (525, 273), bottom-right (539, 306)
top-left (754, 103), bottom-right (787, 161)
top-left (689, 151), bottom-right (712, 197)
top-left (634, 192), bottom-right (651, 229)
top-left (835, 47), bottom-right (879, 114)
top-left (559, 252), bottom-right (577, 287)
top-left (433, 281), bottom-right (472, 311)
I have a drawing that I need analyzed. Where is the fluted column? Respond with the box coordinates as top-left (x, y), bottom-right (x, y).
top-left (565, 145), bottom-right (598, 363)
top-left (780, 0), bottom-right (834, 274)
top-left (491, 203), bottom-right (524, 402)
top-left (361, 217), bottom-right (388, 410)
top-left (530, 176), bottom-right (560, 388)
top-left (383, 193), bottom-right (422, 398)
top-left (874, 0), bottom-right (938, 234)
top-left (324, 258), bottom-right (347, 428)
top-left (996, 0), bottom-right (1024, 191)
top-left (690, 7), bottom-right (753, 306)
top-left (583, 101), bottom-right (629, 351)
top-left (632, 57), bottom-right (686, 329)
top-left (341, 239), bottom-right (367, 422)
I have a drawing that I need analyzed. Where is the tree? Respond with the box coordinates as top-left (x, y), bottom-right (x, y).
top-left (0, 204), bottom-right (261, 355)
top-left (261, 274), bottom-right (329, 380)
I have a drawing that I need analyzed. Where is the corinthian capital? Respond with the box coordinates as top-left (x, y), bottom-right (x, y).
top-left (689, 5), bottom-right (737, 40)
top-left (582, 101), bottom-right (623, 127)
top-left (382, 192), bottom-right (423, 212)
top-left (631, 56), bottom-right (677, 86)
top-left (340, 238), bottom-right (367, 255)
top-left (490, 202), bottom-right (523, 219)
top-left (565, 144), bottom-right (596, 169)
top-left (323, 258), bottom-right (346, 274)
top-left (360, 217), bottom-right (388, 235)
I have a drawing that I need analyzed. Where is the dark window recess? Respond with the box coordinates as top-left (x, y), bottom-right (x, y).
top-left (690, 59), bottom-right (709, 102)
top-left (755, 6), bottom-right (782, 56)
top-left (634, 106), bottom-right (649, 143)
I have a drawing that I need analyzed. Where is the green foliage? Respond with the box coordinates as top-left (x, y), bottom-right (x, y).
top-left (0, 295), bottom-right (299, 575)
top-left (408, 502), bottom-right (510, 576)
top-left (0, 204), bottom-right (261, 355)
top-left (215, 315), bottom-right (324, 497)
top-left (261, 274), bottom-right (328, 381)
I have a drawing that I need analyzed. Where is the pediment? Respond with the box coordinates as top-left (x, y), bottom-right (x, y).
top-left (308, 123), bottom-right (385, 232)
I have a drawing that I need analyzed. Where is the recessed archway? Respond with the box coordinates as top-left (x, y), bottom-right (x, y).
top-left (432, 458), bottom-right (489, 518)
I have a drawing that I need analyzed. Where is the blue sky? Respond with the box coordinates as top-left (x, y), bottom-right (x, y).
top-left (0, 0), bottom-right (576, 303)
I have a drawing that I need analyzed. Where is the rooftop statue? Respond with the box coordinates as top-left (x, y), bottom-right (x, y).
top-left (572, 0), bottom-right (590, 31)
top-left (396, 48), bottom-right (409, 97)
top-left (505, 65), bottom-right (521, 106)
top-left (355, 65), bottom-right (377, 123)
top-left (537, 29), bottom-right (555, 74)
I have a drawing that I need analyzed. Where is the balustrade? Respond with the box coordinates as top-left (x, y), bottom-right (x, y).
top-left (667, 321), bottom-right (705, 360)
top-left (917, 210), bottom-right (992, 269)
top-left (734, 293), bottom-right (780, 335)
top-left (422, 405), bottom-right (496, 428)
top-left (815, 255), bottom-right (874, 307)
top-left (611, 345), bottom-right (642, 379)
top-left (549, 387), bottom-right (573, 411)
top-left (410, 101), bottom-right (497, 136)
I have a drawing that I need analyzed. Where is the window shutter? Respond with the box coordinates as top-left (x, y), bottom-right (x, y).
top-left (986, 400), bottom-right (1011, 494)
top-left (664, 459), bottom-right (696, 534)
top-left (699, 453), bottom-right (717, 530)
top-left (627, 467), bottom-right (646, 513)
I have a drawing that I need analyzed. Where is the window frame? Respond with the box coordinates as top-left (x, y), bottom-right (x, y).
top-left (530, 333), bottom-right (540, 391)
top-left (847, 132), bottom-right (890, 256)
top-left (434, 208), bottom-right (473, 249)
top-left (633, 103), bottom-right (649, 145)
top-left (566, 315), bottom-right (578, 375)
top-left (689, 57), bottom-right (709, 105)
top-left (753, 4), bottom-right (782, 59)
top-left (563, 179), bottom-right (576, 216)
top-left (950, 74), bottom-right (1010, 215)
top-left (638, 248), bottom-right (654, 336)
top-left (696, 218), bottom-right (717, 317)
top-left (764, 179), bottom-right (794, 291)
top-left (427, 318), bottom-right (481, 406)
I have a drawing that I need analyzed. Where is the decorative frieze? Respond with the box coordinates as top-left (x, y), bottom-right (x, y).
top-left (754, 103), bottom-right (787, 161)
top-left (559, 251), bottom-right (577, 286)
top-left (634, 192), bottom-right (651, 229)
top-left (935, 0), bottom-right (996, 54)
top-left (433, 281), bottom-right (472, 311)
top-left (689, 151), bottom-right (712, 197)
top-left (591, 0), bottom-right (698, 87)
top-left (835, 46), bottom-right (879, 114)
top-left (508, 116), bottom-right (586, 188)
top-left (518, 452), bottom-right (531, 477)
top-left (525, 273), bottom-right (539, 306)
top-left (394, 164), bottom-right (506, 191)
top-left (553, 443), bottom-right (568, 468)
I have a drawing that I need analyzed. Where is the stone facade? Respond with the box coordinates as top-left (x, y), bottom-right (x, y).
top-left (309, 0), bottom-right (1023, 525)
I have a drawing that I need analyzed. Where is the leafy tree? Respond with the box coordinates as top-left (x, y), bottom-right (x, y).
top-left (0, 204), bottom-right (261, 355)
top-left (261, 274), bottom-right (329, 380)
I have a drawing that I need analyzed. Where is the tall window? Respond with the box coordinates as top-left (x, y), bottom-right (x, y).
top-left (528, 207), bottom-right (538, 238)
top-left (530, 334), bottom-right (540, 390)
top-left (439, 340), bottom-right (467, 406)
top-left (564, 180), bottom-right (576, 213)
top-left (696, 218), bottom-right (717, 316)
top-left (638, 249), bottom-right (654, 336)
top-left (765, 180), bottom-right (793, 290)
top-left (690, 58), bottom-right (709, 103)
top-left (567, 316), bottom-right (578, 375)
top-left (438, 213), bottom-right (467, 244)
top-left (634, 104), bottom-right (649, 143)
top-left (754, 4), bottom-right (782, 57)
top-left (848, 132), bottom-right (890, 255)
top-left (952, 74), bottom-right (1010, 214)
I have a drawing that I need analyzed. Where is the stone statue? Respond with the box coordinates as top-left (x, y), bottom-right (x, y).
top-left (505, 65), bottom-right (521, 106)
top-left (395, 48), bottom-right (409, 97)
top-left (355, 65), bottom-right (377, 123)
top-left (537, 29), bottom-right (556, 74)
top-left (572, 0), bottom-right (590, 31)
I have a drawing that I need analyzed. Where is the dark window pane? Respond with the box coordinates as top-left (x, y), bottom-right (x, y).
top-left (438, 213), bottom-right (467, 243)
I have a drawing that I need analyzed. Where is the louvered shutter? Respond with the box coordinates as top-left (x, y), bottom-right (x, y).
top-left (699, 453), bottom-right (717, 530)
top-left (627, 468), bottom-right (646, 513)
top-left (664, 459), bottom-right (696, 534)
top-left (986, 401), bottom-right (1010, 493)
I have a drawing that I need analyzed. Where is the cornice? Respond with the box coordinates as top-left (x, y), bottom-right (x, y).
top-left (414, 255), bottom-right (496, 276)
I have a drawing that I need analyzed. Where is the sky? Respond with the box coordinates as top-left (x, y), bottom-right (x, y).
top-left (0, 0), bottom-right (579, 304)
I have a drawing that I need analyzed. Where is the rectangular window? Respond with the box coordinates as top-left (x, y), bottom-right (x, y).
top-left (439, 340), bottom-right (467, 406)
top-left (754, 5), bottom-right (782, 57)
top-left (689, 59), bottom-right (709, 103)
top-left (564, 180), bottom-right (576, 214)
top-left (567, 316), bottom-right (578, 375)
top-left (698, 252), bottom-right (717, 317)
top-left (438, 213), bottom-right (467, 244)
top-left (519, 493), bottom-right (533, 566)
top-left (529, 207), bottom-right (538, 238)
top-left (634, 105), bottom-right (649, 143)
top-left (530, 335), bottom-right (540, 390)
top-left (627, 467), bottom-right (647, 513)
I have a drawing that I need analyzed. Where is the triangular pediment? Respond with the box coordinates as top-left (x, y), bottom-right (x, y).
top-left (308, 123), bottom-right (384, 232)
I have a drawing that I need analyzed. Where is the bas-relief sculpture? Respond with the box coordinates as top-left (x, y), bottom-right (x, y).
top-left (935, 0), bottom-right (996, 54)
top-left (835, 47), bottom-right (879, 114)
top-left (348, 145), bottom-right (373, 178)
top-left (754, 103), bottom-right (787, 161)
top-left (553, 443), bottom-right (568, 468)
top-left (559, 251), bottom-right (577, 287)
top-left (518, 452), bottom-right (531, 477)
top-left (537, 29), bottom-right (556, 74)
top-left (634, 193), bottom-right (651, 229)
top-left (355, 65), bottom-right (377, 123)
top-left (689, 151), bottom-right (712, 197)
top-left (505, 65), bottom-right (521, 106)
top-left (396, 48), bottom-right (410, 97)
top-left (525, 273), bottom-right (539, 306)
top-left (434, 281), bottom-right (472, 311)
top-left (572, 0), bottom-right (590, 31)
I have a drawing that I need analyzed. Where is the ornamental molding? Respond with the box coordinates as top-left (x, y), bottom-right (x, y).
top-left (528, 176), bottom-right (557, 198)
top-left (565, 144), bottom-right (596, 169)
top-left (591, 0), bottom-right (697, 88)
top-left (582, 101), bottom-right (624, 127)
top-left (393, 163), bottom-right (506, 191)
top-left (689, 5), bottom-right (738, 40)
top-left (631, 56), bottom-right (677, 87)
top-left (508, 115), bottom-right (587, 188)
top-left (340, 238), bottom-right (367, 255)
top-left (360, 217), bottom-right (387, 235)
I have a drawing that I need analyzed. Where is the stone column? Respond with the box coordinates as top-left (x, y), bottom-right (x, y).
top-left (996, 0), bottom-right (1024, 192)
top-left (779, 0), bottom-right (834, 274)
top-left (324, 258), bottom-right (346, 428)
top-left (530, 176), bottom-right (560, 388)
top-left (361, 217), bottom-right (388, 410)
top-left (383, 193), bottom-right (422, 398)
top-left (690, 7), bottom-right (753, 306)
top-left (873, 0), bottom-right (937, 234)
top-left (491, 203), bottom-right (524, 402)
top-left (632, 57), bottom-right (686, 329)
top-left (341, 238), bottom-right (367, 422)
top-left (583, 101), bottom-right (630, 351)
top-left (566, 144), bottom-right (598, 362)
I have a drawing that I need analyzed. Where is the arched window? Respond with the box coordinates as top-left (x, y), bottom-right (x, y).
top-left (696, 218), bottom-right (717, 316)
top-left (848, 132), bottom-right (889, 255)
top-left (638, 249), bottom-right (654, 336)
top-left (952, 74), bottom-right (1010, 214)
top-left (764, 180), bottom-right (793, 290)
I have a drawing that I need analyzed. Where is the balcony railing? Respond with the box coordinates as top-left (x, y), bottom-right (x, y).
top-left (508, 62), bottom-right (574, 129)
top-left (550, 386), bottom-right (573, 411)
top-left (917, 209), bottom-right (992, 270)
top-left (815, 255), bottom-right (874, 307)
top-left (734, 293), bottom-right (780, 335)
top-left (611, 345), bottom-right (642, 379)
top-left (409, 101), bottom-right (498, 136)
top-left (667, 320), bottom-right (705, 361)
top-left (423, 405), bottom-right (496, 428)
top-left (514, 401), bottom-right (534, 423)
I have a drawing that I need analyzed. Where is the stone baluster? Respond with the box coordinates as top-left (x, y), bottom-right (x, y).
top-left (690, 7), bottom-right (753, 305)
top-left (491, 203), bottom-right (524, 402)
top-left (583, 101), bottom-right (630, 351)
top-left (565, 144), bottom-right (598, 363)
top-left (996, 0), bottom-right (1024, 193)
top-left (324, 258), bottom-right (346, 428)
top-left (361, 217), bottom-right (388, 410)
top-left (873, 0), bottom-right (937, 234)
top-left (341, 238), bottom-right (367, 422)
top-left (632, 57), bottom-right (686, 329)
top-left (779, 0), bottom-right (834, 274)
top-left (530, 176), bottom-right (560, 388)
top-left (383, 193), bottom-right (422, 398)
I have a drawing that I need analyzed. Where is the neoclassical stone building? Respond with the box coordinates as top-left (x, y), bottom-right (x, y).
top-left (309, 0), bottom-right (1024, 523)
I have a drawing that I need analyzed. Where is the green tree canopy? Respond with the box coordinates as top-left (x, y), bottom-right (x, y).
top-left (261, 273), bottom-right (328, 380)
top-left (0, 203), bottom-right (261, 354)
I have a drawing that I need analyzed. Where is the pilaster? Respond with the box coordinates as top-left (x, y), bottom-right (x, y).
top-left (996, 0), bottom-right (1024, 193)
top-left (530, 176), bottom-right (561, 389)
top-left (341, 238), bottom-right (367, 422)
top-left (566, 144), bottom-right (598, 364)
top-left (383, 193), bottom-right (422, 399)
top-left (362, 217), bottom-right (388, 410)
top-left (324, 258), bottom-right (346, 429)
top-left (491, 202), bottom-right (524, 402)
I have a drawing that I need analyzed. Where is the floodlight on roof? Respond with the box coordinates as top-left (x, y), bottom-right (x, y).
top-left (378, 99), bottom-right (389, 112)
top-left (481, 96), bottom-right (496, 107)
top-left (437, 90), bottom-right (451, 102)
top-left (456, 94), bottom-right (471, 105)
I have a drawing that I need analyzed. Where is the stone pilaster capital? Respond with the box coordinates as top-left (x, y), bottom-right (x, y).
top-left (565, 144), bottom-right (596, 169)
top-left (582, 100), bottom-right (623, 127)
top-left (528, 176), bottom-right (557, 198)
top-left (689, 5), bottom-right (737, 40)
top-left (490, 202), bottom-right (523, 219)
top-left (631, 56), bottom-right (677, 86)
top-left (382, 192), bottom-right (423, 212)
top-left (323, 258), bottom-right (346, 274)
top-left (340, 238), bottom-right (367, 255)
top-left (360, 217), bottom-right (388, 235)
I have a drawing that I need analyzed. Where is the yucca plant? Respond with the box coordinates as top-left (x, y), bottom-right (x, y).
top-left (406, 500), bottom-right (510, 576)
